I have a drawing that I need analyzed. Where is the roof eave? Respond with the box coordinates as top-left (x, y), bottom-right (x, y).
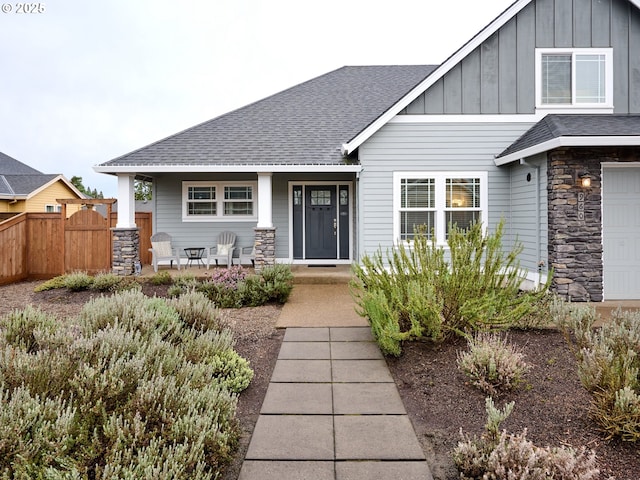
top-left (495, 136), bottom-right (640, 166)
top-left (94, 164), bottom-right (363, 174)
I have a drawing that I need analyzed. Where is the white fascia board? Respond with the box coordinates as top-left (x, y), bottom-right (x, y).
top-left (27, 175), bottom-right (85, 200)
top-left (341, 0), bottom-right (532, 155)
top-left (94, 164), bottom-right (363, 174)
top-left (494, 136), bottom-right (640, 166)
top-left (389, 114), bottom-right (542, 124)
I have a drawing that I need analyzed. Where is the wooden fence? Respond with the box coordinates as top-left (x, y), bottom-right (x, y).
top-left (0, 211), bottom-right (152, 285)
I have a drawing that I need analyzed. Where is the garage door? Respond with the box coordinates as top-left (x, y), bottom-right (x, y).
top-left (603, 167), bottom-right (640, 300)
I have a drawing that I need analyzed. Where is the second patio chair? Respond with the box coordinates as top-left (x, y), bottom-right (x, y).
top-left (206, 230), bottom-right (236, 269)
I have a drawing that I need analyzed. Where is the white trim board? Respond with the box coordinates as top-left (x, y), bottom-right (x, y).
top-left (495, 136), bottom-right (640, 166)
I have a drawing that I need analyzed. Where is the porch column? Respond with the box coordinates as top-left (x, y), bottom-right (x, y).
top-left (112, 174), bottom-right (139, 276)
top-left (257, 172), bottom-right (273, 228)
top-left (255, 172), bottom-right (275, 272)
top-left (116, 174), bottom-right (136, 229)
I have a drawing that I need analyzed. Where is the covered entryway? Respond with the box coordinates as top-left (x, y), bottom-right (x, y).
top-left (291, 183), bottom-right (351, 262)
top-left (603, 166), bottom-right (640, 300)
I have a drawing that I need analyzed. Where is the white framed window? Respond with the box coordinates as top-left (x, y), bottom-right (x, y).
top-left (182, 181), bottom-right (257, 221)
top-left (45, 204), bottom-right (61, 213)
top-left (393, 172), bottom-right (487, 245)
top-left (535, 48), bottom-right (613, 110)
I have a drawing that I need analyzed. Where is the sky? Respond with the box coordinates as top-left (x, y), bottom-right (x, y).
top-left (1, 0), bottom-right (514, 197)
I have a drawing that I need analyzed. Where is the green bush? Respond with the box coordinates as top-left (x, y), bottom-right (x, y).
top-left (90, 272), bottom-right (123, 292)
top-left (63, 271), bottom-right (94, 291)
top-left (34, 275), bottom-right (68, 292)
top-left (457, 333), bottom-right (530, 397)
top-left (149, 270), bottom-right (173, 285)
top-left (454, 397), bottom-right (599, 480)
top-left (352, 220), bottom-right (549, 354)
top-left (567, 307), bottom-right (640, 441)
top-left (0, 292), bottom-right (252, 477)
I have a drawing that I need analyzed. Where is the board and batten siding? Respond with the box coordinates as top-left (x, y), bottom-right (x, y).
top-left (507, 154), bottom-right (549, 277)
top-left (357, 121), bottom-right (535, 258)
top-left (404, 0), bottom-right (640, 115)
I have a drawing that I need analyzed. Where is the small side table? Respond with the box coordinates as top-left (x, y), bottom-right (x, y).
top-left (184, 247), bottom-right (205, 269)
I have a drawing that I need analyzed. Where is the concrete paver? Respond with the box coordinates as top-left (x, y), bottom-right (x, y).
top-left (331, 359), bottom-right (395, 383)
top-left (270, 359), bottom-right (332, 383)
top-left (245, 415), bottom-right (334, 460)
top-left (336, 461), bottom-right (434, 480)
top-left (330, 341), bottom-right (383, 359)
top-left (278, 341), bottom-right (331, 359)
top-left (283, 327), bottom-right (330, 342)
top-left (239, 461), bottom-right (335, 480)
top-left (261, 383), bottom-right (333, 414)
top-left (333, 383), bottom-right (406, 414)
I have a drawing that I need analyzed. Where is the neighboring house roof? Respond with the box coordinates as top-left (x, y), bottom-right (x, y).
top-left (0, 151), bottom-right (85, 199)
top-left (495, 114), bottom-right (640, 165)
top-left (341, 0), bottom-right (640, 155)
top-left (96, 65), bottom-right (436, 172)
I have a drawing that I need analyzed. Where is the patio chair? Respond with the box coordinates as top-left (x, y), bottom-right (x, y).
top-left (237, 245), bottom-right (256, 267)
top-left (207, 231), bottom-right (236, 269)
top-left (150, 232), bottom-right (181, 272)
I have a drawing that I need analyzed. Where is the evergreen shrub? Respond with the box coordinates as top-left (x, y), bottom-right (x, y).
top-left (352, 220), bottom-right (549, 355)
top-left (63, 271), bottom-right (94, 291)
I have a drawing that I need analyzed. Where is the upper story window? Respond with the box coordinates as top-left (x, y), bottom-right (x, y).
top-left (182, 181), bottom-right (257, 221)
top-left (393, 172), bottom-right (487, 245)
top-left (536, 48), bottom-right (613, 111)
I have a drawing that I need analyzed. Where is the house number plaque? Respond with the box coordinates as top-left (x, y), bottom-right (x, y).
top-left (577, 192), bottom-right (585, 220)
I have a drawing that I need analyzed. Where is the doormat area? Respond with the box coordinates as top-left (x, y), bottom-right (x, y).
top-left (308, 264), bottom-right (337, 268)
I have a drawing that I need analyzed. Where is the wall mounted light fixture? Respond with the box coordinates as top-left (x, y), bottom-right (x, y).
top-left (576, 170), bottom-right (592, 188)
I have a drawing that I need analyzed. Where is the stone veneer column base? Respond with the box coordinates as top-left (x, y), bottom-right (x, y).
top-left (254, 227), bottom-right (276, 273)
top-left (112, 228), bottom-right (140, 276)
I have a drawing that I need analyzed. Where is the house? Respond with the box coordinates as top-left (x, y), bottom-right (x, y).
top-left (96, 0), bottom-right (640, 302)
top-left (0, 151), bottom-right (85, 215)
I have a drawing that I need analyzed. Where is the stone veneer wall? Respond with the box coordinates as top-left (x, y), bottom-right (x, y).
top-left (547, 147), bottom-right (639, 302)
top-left (112, 228), bottom-right (140, 276)
top-left (253, 227), bottom-right (276, 273)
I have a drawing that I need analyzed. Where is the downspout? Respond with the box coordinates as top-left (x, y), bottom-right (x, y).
top-left (519, 158), bottom-right (543, 287)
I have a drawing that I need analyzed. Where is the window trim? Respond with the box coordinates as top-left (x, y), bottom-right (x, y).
top-left (392, 171), bottom-right (488, 246)
top-left (182, 181), bottom-right (257, 222)
top-left (45, 204), bottom-right (61, 213)
top-left (535, 48), bottom-right (613, 111)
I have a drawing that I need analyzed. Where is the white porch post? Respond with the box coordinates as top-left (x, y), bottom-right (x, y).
top-left (257, 172), bottom-right (273, 228)
top-left (116, 174), bottom-right (136, 229)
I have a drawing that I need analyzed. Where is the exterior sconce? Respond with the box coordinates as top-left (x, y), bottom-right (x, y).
top-left (576, 170), bottom-right (592, 188)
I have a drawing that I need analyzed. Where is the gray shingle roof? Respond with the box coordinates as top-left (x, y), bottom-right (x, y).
top-left (0, 151), bottom-right (60, 197)
top-left (100, 65), bottom-right (437, 168)
top-left (497, 114), bottom-right (640, 159)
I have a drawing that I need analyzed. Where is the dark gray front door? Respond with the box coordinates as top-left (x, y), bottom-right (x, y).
top-left (305, 186), bottom-right (337, 259)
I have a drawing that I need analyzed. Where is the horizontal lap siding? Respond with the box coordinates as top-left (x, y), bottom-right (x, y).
top-left (358, 122), bottom-right (534, 258)
top-left (508, 154), bottom-right (548, 273)
top-left (155, 173), bottom-right (262, 257)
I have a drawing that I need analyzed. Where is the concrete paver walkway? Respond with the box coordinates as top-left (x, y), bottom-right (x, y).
top-left (238, 326), bottom-right (433, 480)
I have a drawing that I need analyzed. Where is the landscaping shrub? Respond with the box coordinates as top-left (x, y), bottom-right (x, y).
top-left (149, 270), bottom-right (173, 285)
top-left (457, 333), bottom-right (530, 397)
top-left (90, 272), bottom-right (123, 292)
top-left (352, 220), bottom-right (549, 354)
top-left (63, 271), bottom-right (94, 291)
top-left (196, 264), bottom-right (293, 308)
top-left (454, 397), bottom-right (599, 480)
top-left (33, 274), bottom-right (68, 292)
top-left (0, 291), bottom-right (251, 478)
top-left (567, 307), bottom-right (640, 442)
